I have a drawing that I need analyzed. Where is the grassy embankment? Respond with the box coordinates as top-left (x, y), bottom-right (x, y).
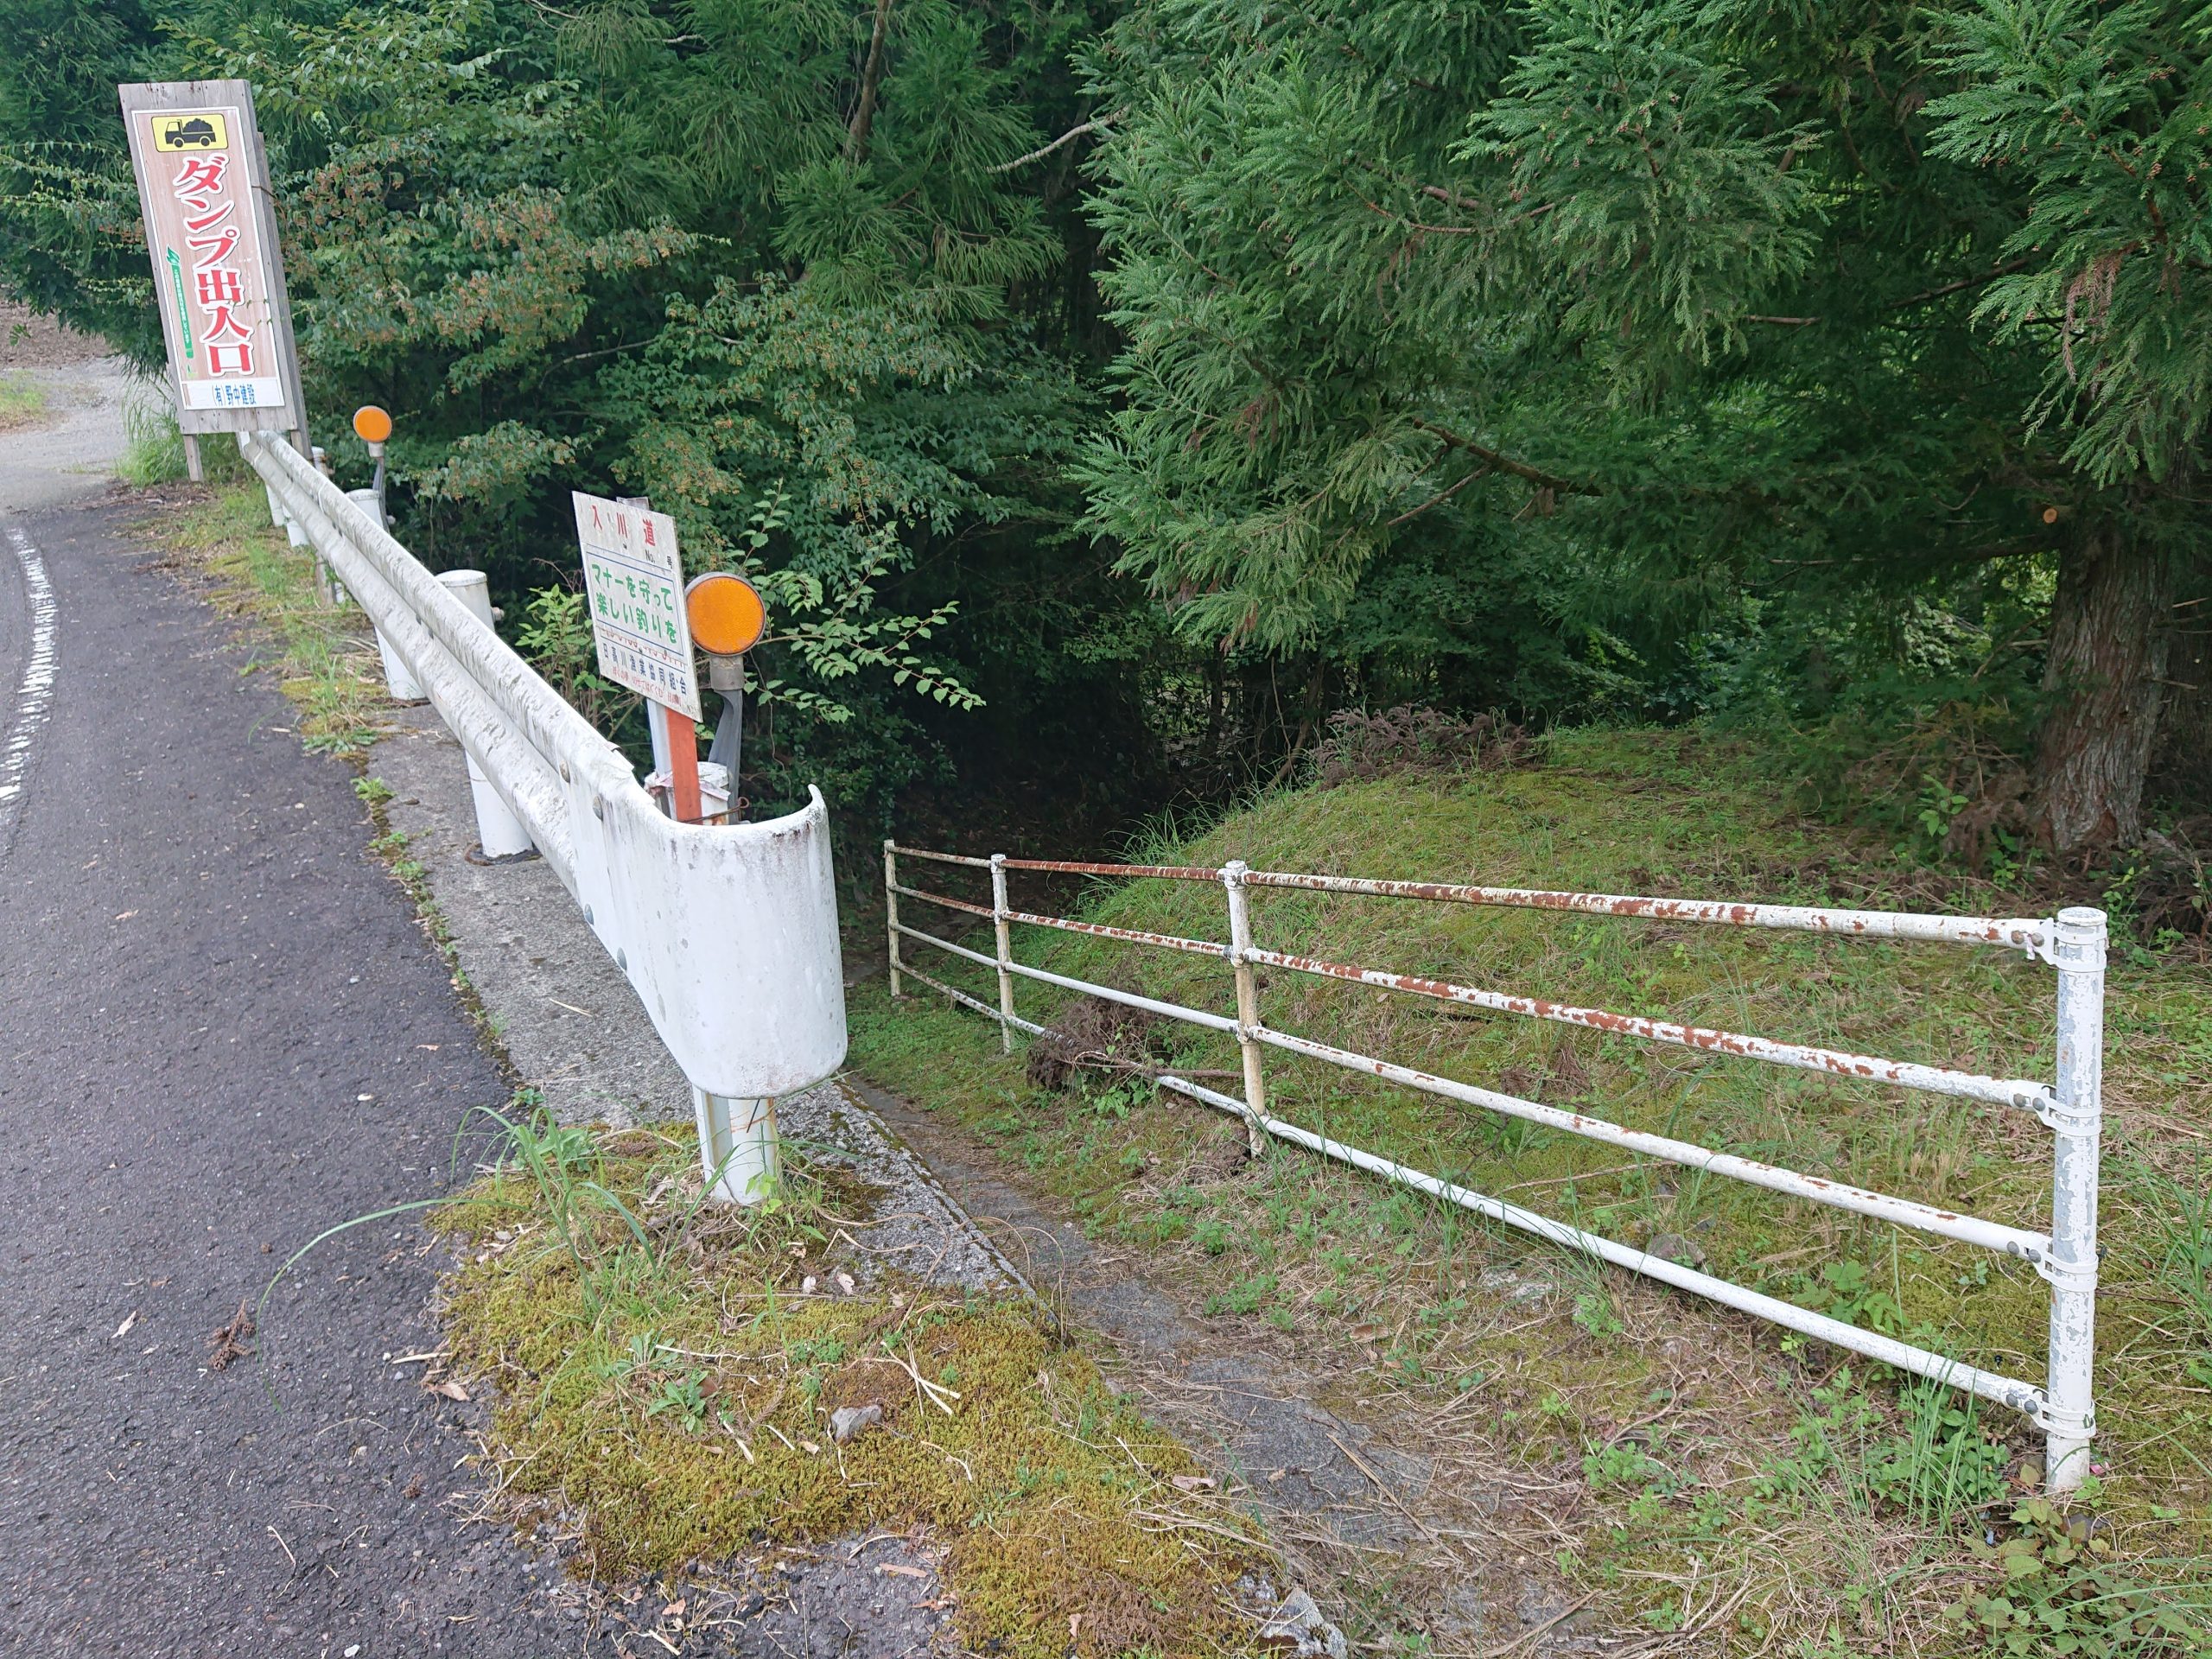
top-left (850, 730), bottom-right (2212, 1652)
top-left (157, 480), bottom-right (1265, 1658)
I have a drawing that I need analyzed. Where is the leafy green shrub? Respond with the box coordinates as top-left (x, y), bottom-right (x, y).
top-left (1951, 1498), bottom-right (2212, 1656)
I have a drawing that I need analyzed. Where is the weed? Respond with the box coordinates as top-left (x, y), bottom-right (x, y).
top-left (0, 371), bottom-right (47, 433)
top-left (1865, 1380), bottom-right (2011, 1522)
top-left (149, 482), bottom-right (387, 755)
top-left (1205, 1272), bottom-right (1275, 1316)
top-left (853, 734), bottom-right (2212, 1646)
top-left (1951, 1497), bottom-right (2212, 1655)
top-left (1570, 1288), bottom-right (1624, 1338)
top-left (117, 379), bottom-right (191, 483)
top-left (1795, 1259), bottom-right (1907, 1338)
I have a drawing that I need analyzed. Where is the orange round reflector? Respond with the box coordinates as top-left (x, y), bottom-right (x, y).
top-left (352, 404), bottom-right (394, 444)
top-left (685, 571), bottom-right (766, 657)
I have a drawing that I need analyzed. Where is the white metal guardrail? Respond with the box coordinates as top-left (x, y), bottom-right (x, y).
top-left (240, 430), bottom-right (847, 1200)
top-left (883, 842), bottom-right (2106, 1491)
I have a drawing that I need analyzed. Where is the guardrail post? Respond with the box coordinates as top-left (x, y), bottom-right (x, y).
top-left (990, 853), bottom-right (1016, 1052)
top-left (2043, 906), bottom-right (2105, 1492)
top-left (884, 841), bottom-right (905, 996)
top-left (262, 474), bottom-right (334, 606)
top-left (435, 570), bottom-right (535, 861)
top-left (694, 1088), bottom-right (779, 1204)
top-left (1221, 860), bottom-right (1269, 1158)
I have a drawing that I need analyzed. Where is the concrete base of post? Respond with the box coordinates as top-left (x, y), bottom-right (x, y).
top-left (693, 1087), bottom-right (779, 1204)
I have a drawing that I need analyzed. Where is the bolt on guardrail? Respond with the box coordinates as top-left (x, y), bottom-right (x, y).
top-left (882, 840), bottom-right (2105, 1492)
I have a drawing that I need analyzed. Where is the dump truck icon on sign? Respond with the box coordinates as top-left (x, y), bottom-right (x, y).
top-left (155, 113), bottom-right (227, 152)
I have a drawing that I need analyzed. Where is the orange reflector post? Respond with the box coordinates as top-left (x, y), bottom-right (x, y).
top-left (685, 572), bottom-right (766, 657)
top-left (353, 404), bottom-right (394, 444)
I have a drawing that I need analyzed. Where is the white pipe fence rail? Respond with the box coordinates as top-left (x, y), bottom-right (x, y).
top-left (883, 841), bottom-right (2106, 1492)
top-left (240, 429), bottom-right (848, 1201)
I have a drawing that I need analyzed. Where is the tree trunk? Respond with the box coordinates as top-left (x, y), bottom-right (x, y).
top-left (845, 0), bottom-right (894, 165)
top-left (2147, 569), bottom-right (2212, 817)
top-left (2033, 527), bottom-right (2172, 856)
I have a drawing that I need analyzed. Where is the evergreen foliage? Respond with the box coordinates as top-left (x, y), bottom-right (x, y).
top-left (1082, 0), bottom-right (2211, 850)
top-left (1, 0), bottom-right (2205, 856)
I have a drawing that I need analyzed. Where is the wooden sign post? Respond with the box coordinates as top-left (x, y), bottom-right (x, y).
top-left (118, 80), bottom-right (308, 466)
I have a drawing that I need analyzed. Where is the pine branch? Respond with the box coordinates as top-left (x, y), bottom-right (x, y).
top-left (1744, 257), bottom-right (2037, 328)
top-left (1385, 454), bottom-right (1488, 526)
top-left (1408, 418), bottom-right (1598, 497)
top-left (988, 111), bottom-right (1119, 174)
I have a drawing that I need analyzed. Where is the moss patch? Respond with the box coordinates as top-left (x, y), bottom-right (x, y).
top-left (434, 1114), bottom-right (1260, 1659)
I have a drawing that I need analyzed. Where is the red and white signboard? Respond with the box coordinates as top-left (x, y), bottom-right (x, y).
top-left (572, 492), bottom-right (703, 723)
top-left (119, 80), bottom-right (304, 434)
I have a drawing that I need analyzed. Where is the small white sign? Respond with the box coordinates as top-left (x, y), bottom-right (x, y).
top-left (572, 492), bottom-right (702, 721)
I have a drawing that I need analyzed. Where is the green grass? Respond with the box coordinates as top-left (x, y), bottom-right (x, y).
top-left (155, 481), bottom-right (387, 754)
top-left (852, 730), bottom-right (2212, 1652)
top-left (117, 387), bottom-right (189, 485)
top-left (0, 372), bottom-right (47, 431)
top-left (144, 484), bottom-right (1270, 1656)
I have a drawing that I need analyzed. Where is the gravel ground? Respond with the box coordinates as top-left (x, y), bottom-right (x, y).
top-left (0, 495), bottom-right (572, 1657)
top-left (0, 353), bottom-right (137, 516)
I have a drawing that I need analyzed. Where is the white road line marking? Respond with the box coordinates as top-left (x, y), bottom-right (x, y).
top-left (0, 524), bottom-right (59, 855)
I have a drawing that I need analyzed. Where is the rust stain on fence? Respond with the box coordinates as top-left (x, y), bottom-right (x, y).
top-left (1240, 945), bottom-right (2035, 1108)
top-left (1005, 909), bottom-right (1227, 957)
top-left (1000, 857), bottom-right (1222, 881)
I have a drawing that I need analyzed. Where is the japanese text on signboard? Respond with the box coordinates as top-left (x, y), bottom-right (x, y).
top-left (127, 105), bottom-right (286, 413)
top-left (572, 493), bottom-right (702, 722)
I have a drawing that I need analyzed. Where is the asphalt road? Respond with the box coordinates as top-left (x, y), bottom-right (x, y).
top-left (0, 493), bottom-right (575, 1654)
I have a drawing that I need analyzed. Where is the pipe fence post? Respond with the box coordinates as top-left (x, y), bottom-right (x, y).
top-left (2043, 906), bottom-right (2105, 1493)
top-left (884, 841), bottom-right (905, 996)
top-left (990, 853), bottom-right (1016, 1052)
top-left (693, 1087), bottom-right (779, 1204)
top-left (1222, 860), bottom-right (1269, 1158)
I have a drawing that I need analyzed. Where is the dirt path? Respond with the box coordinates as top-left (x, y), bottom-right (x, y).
top-left (0, 304), bottom-right (137, 518)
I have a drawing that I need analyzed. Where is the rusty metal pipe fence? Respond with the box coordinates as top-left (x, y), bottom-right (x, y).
top-left (883, 842), bottom-right (2107, 1493)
